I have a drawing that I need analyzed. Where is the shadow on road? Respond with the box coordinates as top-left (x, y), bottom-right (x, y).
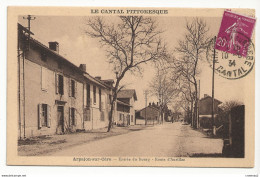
top-left (190, 153), bottom-right (223, 157)
top-left (202, 136), bottom-right (222, 139)
top-left (129, 128), bottom-right (143, 131)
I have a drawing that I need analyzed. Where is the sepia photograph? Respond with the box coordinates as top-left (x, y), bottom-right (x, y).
top-left (7, 7), bottom-right (255, 167)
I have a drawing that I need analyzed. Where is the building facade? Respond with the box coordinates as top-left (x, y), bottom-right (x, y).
top-left (199, 94), bottom-right (222, 115)
top-left (135, 103), bottom-right (160, 125)
top-left (198, 94), bottom-right (222, 128)
top-left (83, 75), bottom-right (113, 130)
top-left (115, 89), bottom-right (137, 126)
top-left (18, 24), bottom-right (114, 138)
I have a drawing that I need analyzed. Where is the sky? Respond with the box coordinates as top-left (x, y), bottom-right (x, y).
top-left (18, 15), bottom-right (248, 110)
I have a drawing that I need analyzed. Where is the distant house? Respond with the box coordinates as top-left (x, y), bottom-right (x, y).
top-left (199, 94), bottom-right (222, 128)
top-left (199, 94), bottom-right (222, 115)
top-left (171, 112), bottom-right (182, 122)
top-left (135, 102), bottom-right (160, 125)
top-left (163, 106), bottom-right (173, 122)
top-left (115, 89), bottom-right (137, 126)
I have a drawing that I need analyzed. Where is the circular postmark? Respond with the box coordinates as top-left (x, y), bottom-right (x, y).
top-left (206, 36), bottom-right (255, 80)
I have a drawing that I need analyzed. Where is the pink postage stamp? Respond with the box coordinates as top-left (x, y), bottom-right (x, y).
top-left (215, 10), bottom-right (256, 57)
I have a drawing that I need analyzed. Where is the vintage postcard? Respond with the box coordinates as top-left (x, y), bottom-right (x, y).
top-left (7, 7), bottom-right (255, 167)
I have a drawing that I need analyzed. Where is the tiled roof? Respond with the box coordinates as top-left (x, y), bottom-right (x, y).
top-left (199, 96), bottom-right (222, 104)
top-left (136, 105), bottom-right (159, 113)
top-left (18, 23), bottom-right (112, 90)
top-left (18, 23), bottom-right (34, 35)
top-left (117, 89), bottom-right (137, 101)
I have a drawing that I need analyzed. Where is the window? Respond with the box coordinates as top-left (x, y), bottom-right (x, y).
top-left (93, 85), bottom-right (96, 104)
top-left (131, 115), bottom-right (133, 122)
top-left (99, 88), bottom-right (102, 110)
top-left (41, 104), bottom-right (48, 127)
top-left (69, 107), bottom-right (76, 126)
top-left (41, 67), bottom-right (48, 91)
top-left (71, 80), bottom-right (75, 97)
top-left (56, 73), bottom-right (64, 95)
top-left (119, 113), bottom-right (124, 121)
top-left (38, 104), bottom-right (51, 128)
top-left (86, 84), bottom-right (90, 106)
top-left (84, 108), bottom-right (91, 121)
top-left (70, 79), bottom-right (77, 98)
top-left (108, 94), bottom-right (112, 104)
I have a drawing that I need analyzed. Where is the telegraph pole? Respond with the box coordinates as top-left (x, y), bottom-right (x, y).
top-left (212, 36), bottom-right (216, 136)
top-left (21, 15), bottom-right (35, 138)
top-left (144, 90), bottom-right (148, 125)
top-left (23, 15), bottom-right (36, 49)
top-left (197, 80), bottom-right (200, 128)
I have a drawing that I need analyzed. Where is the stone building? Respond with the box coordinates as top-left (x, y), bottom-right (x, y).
top-left (135, 102), bottom-right (160, 125)
top-left (198, 94), bottom-right (222, 128)
top-left (116, 89), bottom-right (137, 126)
top-left (17, 23), bottom-right (114, 138)
top-left (83, 75), bottom-right (114, 130)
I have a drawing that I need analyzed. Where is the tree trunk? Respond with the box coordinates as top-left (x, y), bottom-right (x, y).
top-left (106, 72), bottom-right (125, 132)
top-left (194, 81), bottom-right (198, 129)
top-left (190, 100), bottom-right (193, 127)
top-left (107, 102), bottom-right (114, 132)
top-left (194, 100), bottom-right (198, 128)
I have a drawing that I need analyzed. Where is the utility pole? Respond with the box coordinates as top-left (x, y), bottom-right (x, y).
top-left (21, 15), bottom-right (36, 139)
top-left (23, 15), bottom-right (36, 49)
top-left (143, 90), bottom-right (148, 125)
top-left (161, 96), bottom-right (164, 125)
top-left (212, 36), bottom-right (216, 136)
top-left (197, 80), bottom-right (200, 128)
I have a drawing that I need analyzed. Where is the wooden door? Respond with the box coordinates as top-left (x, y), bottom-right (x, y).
top-left (57, 106), bottom-right (64, 134)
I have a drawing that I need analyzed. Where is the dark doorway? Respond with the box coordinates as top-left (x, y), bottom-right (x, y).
top-left (57, 106), bottom-right (64, 134)
top-left (127, 115), bottom-right (130, 125)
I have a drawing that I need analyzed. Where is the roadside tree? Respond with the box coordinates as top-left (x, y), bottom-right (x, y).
top-left (174, 18), bottom-right (211, 128)
top-left (85, 16), bottom-right (167, 131)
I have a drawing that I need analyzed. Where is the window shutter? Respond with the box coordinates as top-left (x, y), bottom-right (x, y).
top-left (47, 105), bottom-right (51, 128)
top-left (74, 81), bottom-right (77, 98)
top-left (69, 107), bottom-right (71, 126)
top-left (41, 67), bottom-right (43, 90)
top-left (55, 73), bottom-right (59, 94)
top-left (74, 109), bottom-right (77, 126)
top-left (38, 104), bottom-right (42, 129)
top-left (69, 78), bottom-right (72, 97)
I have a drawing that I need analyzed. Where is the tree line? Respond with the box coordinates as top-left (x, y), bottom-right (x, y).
top-left (85, 16), bottom-right (237, 132)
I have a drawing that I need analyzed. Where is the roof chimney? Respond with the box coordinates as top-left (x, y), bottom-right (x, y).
top-left (204, 94), bottom-right (209, 98)
top-left (102, 79), bottom-right (114, 87)
top-left (48, 41), bottom-right (59, 53)
top-left (95, 76), bottom-right (101, 80)
top-left (79, 64), bottom-right (86, 72)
